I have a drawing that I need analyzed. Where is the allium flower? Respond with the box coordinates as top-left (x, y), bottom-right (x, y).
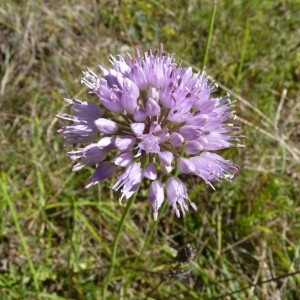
top-left (57, 44), bottom-right (242, 220)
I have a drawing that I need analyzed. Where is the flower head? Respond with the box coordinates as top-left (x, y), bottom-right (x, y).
top-left (57, 44), bottom-right (242, 220)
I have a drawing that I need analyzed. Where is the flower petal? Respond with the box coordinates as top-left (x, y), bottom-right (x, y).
top-left (158, 151), bottom-right (174, 167)
top-left (149, 180), bottom-right (164, 221)
top-left (115, 136), bottom-right (136, 151)
top-left (170, 132), bottom-right (184, 146)
top-left (133, 106), bottom-right (147, 122)
top-left (143, 163), bottom-right (157, 180)
top-left (121, 78), bottom-right (139, 114)
top-left (112, 162), bottom-right (143, 202)
top-left (130, 123), bottom-right (145, 136)
top-left (145, 98), bottom-right (161, 116)
top-left (95, 118), bottom-right (119, 134)
top-left (177, 157), bottom-right (195, 173)
top-left (114, 152), bottom-right (133, 167)
top-left (86, 162), bottom-right (116, 188)
top-left (184, 141), bottom-right (203, 154)
top-left (166, 177), bottom-right (197, 218)
top-left (97, 136), bottom-right (116, 149)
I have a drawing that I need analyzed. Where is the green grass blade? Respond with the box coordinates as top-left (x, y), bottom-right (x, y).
top-left (202, 0), bottom-right (217, 69)
top-left (0, 173), bottom-right (41, 299)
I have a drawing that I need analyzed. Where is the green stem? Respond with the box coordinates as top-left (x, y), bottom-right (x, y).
top-left (235, 15), bottom-right (250, 89)
top-left (1, 174), bottom-right (41, 299)
top-left (102, 192), bottom-right (138, 299)
top-left (216, 201), bottom-right (222, 256)
top-left (202, 0), bottom-right (217, 69)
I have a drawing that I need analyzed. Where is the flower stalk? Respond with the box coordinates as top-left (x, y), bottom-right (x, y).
top-left (102, 191), bottom-right (138, 299)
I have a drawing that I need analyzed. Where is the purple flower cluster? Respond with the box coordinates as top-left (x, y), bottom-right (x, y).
top-left (57, 45), bottom-right (241, 220)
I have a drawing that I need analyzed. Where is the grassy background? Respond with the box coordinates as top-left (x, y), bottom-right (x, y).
top-left (1, 0), bottom-right (300, 299)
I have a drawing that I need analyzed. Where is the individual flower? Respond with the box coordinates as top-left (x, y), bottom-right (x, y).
top-left (57, 44), bottom-right (242, 220)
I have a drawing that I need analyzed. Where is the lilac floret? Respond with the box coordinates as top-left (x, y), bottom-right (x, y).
top-left (166, 177), bottom-right (197, 218)
top-left (149, 180), bottom-right (164, 221)
top-left (57, 44), bottom-right (242, 220)
top-left (68, 144), bottom-right (107, 171)
top-left (56, 98), bottom-right (102, 144)
top-left (95, 118), bottom-right (119, 134)
top-left (112, 162), bottom-right (143, 203)
top-left (86, 162), bottom-right (116, 188)
top-left (143, 163), bottom-right (157, 180)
